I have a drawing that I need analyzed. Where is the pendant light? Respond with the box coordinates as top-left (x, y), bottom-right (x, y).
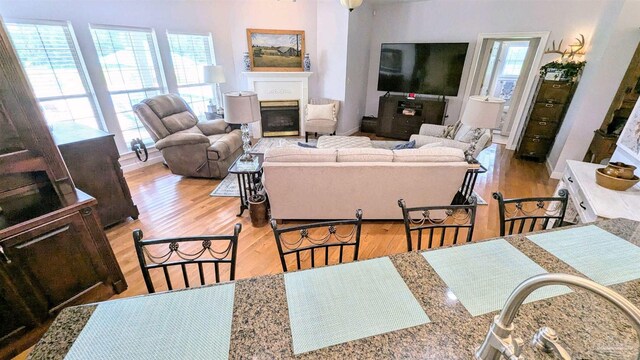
top-left (340, 0), bottom-right (363, 12)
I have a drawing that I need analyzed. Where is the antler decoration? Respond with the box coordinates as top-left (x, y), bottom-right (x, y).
top-left (544, 34), bottom-right (586, 59)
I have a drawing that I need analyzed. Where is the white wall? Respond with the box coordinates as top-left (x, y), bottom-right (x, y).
top-left (547, 0), bottom-right (640, 178)
top-left (364, 0), bottom-right (609, 125)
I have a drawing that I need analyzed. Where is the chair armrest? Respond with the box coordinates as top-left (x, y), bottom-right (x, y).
top-left (418, 123), bottom-right (446, 136)
top-left (196, 119), bottom-right (229, 135)
top-left (155, 133), bottom-right (209, 150)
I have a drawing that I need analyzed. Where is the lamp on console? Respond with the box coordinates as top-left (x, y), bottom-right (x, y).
top-left (459, 95), bottom-right (505, 162)
top-left (203, 65), bottom-right (226, 116)
top-left (224, 91), bottom-right (261, 162)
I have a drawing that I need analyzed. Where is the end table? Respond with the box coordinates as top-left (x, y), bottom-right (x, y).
top-left (228, 153), bottom-right (264, 216)
top-left (453, 158), bottom-right (487, 205)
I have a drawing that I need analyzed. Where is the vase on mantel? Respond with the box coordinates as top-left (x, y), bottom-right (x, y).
top-left (303, 53), bottom-right (311, 72)
top-left (242, 52), bottom-right (251, 71)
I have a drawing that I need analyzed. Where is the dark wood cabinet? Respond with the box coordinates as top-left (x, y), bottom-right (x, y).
top-left (516, 79), bottom-right (577, 161)
top-left (51, 123), bottom-right (139, 227)
top-left (0, 20), bottom-right (127, 358)
top-left (376, 95), bottom-right (447, 140)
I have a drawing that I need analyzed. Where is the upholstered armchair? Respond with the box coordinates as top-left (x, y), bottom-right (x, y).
top-left (409, 123), bottom-right (492, 159)
top-left (304, 98), bottom-right (340, 142)
top-left (133, 94), bottom-right (243, 178)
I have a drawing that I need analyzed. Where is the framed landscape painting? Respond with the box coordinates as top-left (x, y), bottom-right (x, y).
top-left (246, 29), bottom-right (305, 72)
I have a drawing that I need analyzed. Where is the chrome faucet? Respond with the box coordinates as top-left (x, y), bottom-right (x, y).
top-left (475, 273), bottom-right (640, 360)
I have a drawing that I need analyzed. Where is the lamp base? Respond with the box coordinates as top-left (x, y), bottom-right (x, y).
top-left (239, 123), bottom-right (253, 162)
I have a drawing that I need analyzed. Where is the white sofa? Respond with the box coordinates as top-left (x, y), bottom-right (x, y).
top-left (262, 146), bottom-right (470, 220)
top-left (410, 123), bottom-right (492, 159)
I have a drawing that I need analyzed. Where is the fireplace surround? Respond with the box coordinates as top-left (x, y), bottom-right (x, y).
top-left (260, 100), bottom-right (300, 137)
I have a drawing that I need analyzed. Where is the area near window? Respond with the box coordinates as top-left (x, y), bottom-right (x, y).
top-left (167, 32), bottom-right (216, 117)
top-left (90, 25), bottom-right (166, 145)
top-left (6, 20), bottom-right (102, 129)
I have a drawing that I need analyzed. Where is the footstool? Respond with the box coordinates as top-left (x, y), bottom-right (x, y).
top-left (316, 135), bottom-right (373, 149)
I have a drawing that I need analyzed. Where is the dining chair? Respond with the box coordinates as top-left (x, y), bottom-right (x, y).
top-left (270, 209), bottom-right (363, 272)
top-left (492, 189), bottom-right (569, 236)
top-left (133, 224), bottom-right (241, 293)
top-left (398, 198), bottom-right (477, 251)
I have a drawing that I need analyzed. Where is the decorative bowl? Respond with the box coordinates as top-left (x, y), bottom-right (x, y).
top-left (602, 162), bottom-right (637, 180)
top-left (595, 168), bottom-right (639, 191)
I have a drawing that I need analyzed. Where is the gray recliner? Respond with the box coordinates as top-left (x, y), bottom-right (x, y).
top-left (133, 94), bottom-right (243, 178)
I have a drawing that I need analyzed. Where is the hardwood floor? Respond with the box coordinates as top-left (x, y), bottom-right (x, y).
top-left (15, 142), bottom-right (558, 359)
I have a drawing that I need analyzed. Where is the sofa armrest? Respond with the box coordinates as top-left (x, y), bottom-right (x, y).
top-left (410, 134), bottom-right (470, 152)
top-left (155, 132), bottom-right (209, 150)
top-left (418, 123), bottom-right (446, 136)
top-left (197, 119), bottom-right (229, 135)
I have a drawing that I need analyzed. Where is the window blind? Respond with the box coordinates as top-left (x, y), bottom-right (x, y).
top-left (6, 20), bottom-right (101, 129)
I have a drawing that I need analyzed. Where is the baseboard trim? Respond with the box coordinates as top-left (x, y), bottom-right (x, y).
top-left (119, 147), bottom-right (164, 173)
top-left (546, 158), bottom-right (563, 179)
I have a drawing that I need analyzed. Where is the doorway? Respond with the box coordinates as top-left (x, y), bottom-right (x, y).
top-left (463, 32), bottom-right (549, 149)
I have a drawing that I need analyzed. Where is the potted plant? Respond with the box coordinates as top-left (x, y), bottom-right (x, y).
top-left (540, 60), bottom-right (586, 81)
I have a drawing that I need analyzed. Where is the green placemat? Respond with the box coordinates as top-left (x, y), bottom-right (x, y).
top-left (284, 257), bottom-right (430, 354)
top-left (65, 284), bottom-right (235, 360)
top-left (528, 225), bottom-right (640, 286)
top-left (423, 239), bottom-right (570, 317)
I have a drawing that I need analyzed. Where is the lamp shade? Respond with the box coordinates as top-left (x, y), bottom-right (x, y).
top-left (459, 96), bottom-right (505, 129)
top-left (223, 91), bottom-right (261, 124)
top-left (340, 0), bottom-right (363, 11)
top-left (203, 65), bottom-right (226, 84)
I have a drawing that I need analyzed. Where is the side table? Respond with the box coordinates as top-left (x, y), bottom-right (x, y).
top-left (228, 153), bottom-right (264, 216)
top-left (453, 158), bottom-right (487, 205)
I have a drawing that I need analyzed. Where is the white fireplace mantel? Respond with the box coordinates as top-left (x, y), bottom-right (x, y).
top-left (243, 71), bottom-right (313, 138)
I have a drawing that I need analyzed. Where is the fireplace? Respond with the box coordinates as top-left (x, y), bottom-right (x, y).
top-left (260, 100), bottom-right (300, 137)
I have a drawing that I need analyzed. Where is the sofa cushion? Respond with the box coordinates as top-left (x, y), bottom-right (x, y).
top-left (161, 111), bottom-right (200, 134)
top-left (264, 147), bottom-right (337, 162)
top-left (420, 142), bottom-right (443, 148)
top-left (207, 130), bottom-right (242, 160)
top-left (337, 148), bottom-right (393, 162)
top-left (306, 103), bottom-right (336, 120)
top-left (392, 147), bottom-right (466, 162)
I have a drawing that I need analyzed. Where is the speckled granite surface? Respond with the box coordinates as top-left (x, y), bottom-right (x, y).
top-left (29, 219), bottom-right (640, 359)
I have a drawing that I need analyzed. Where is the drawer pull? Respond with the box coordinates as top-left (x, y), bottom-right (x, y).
top-left (532, 138), bottom-right (541, 143)
top-left (545, 104), bottom-right (554, 108)
top-left (552, 84), bottom-right (561, 88)
top-left (568, 176), bottom-right (573, 183)
top-left (538, 122), bottom-right (547, 126)
top-left (0, 246), bottom-right (10, 264)
top-left (579, 201), bottom-right (587, 210)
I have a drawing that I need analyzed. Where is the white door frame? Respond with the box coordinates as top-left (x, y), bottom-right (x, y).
top-left (462, 31), bottom-right (550, 150)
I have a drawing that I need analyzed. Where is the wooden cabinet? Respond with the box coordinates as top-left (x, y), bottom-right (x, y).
top-left (516, 79), bottom-right (576, 161)
top-left (376, 95), bottom-right (447, 140)
top-left (0, 20), bottom-right (127, 358)
top-left (52, 123), bottom-right (139, 227)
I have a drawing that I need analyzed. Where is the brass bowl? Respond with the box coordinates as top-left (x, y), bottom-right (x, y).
top-left (595, 168), bottom-right (639, 191)
top-left (603, 162), bottom-right (637, 180)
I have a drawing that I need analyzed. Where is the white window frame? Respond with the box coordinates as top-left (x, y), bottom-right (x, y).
top-left (5, 18), bottom-right (105, 130)
top-left (90, 24), bottom-right (167, 145)
top-left (166, 31), bottom-right (217, 113)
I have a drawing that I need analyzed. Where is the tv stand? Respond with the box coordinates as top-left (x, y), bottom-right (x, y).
top-left (375, 95), bottom-right (447, 140)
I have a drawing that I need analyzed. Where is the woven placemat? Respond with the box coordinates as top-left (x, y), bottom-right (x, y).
top-left (284, 257), bottom-right (430, 354)
top-left (423, 239), bottom-right (570, 317)
top-left (65, 284), bottom-right (235, 360)
top-left (528, 225), bottom-right (640, 286)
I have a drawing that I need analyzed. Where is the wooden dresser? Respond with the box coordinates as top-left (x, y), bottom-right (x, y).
top-left (516, 78), bottom-right (576, 161)
top-left (0, 20), bottom-right (126, 358)
top-left (376, 95), bottom-right (447, 140)
top-left (51, 123), bottom-right (139, 228)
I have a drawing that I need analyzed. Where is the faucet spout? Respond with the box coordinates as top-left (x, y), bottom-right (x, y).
top-left (476, 273), bottom-right (640, 360)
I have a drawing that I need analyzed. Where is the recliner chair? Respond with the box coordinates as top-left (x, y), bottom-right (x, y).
top-left (133, 94), bottom-right (243, 178)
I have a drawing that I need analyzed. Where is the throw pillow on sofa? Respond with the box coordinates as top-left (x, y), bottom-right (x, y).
top-left (306, 103), bottom-right (335, 120)
top-left (393, 139), bottom-right (416, 150)
top-left (298, 142), bottom-right (317, 148)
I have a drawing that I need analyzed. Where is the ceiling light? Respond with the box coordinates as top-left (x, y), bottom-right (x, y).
top-left (340, 0), bottom-right (363, 12)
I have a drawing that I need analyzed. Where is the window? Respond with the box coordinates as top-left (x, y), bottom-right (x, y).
top-left (6, 20), bottom-right (101, 129)
top-left (167, 32), bottom-right (215, 116)
top-left (90, 25), bottom-right (165, 145)
top-left (502, 46), bottom-right (529, 76)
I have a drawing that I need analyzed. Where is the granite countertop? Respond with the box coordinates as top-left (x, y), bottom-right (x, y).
top-left (29, 219), bottom-right (640, 359)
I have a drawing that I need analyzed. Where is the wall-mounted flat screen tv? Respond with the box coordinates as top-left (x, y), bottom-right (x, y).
top-left (377, 42), bottom-right (469, 96)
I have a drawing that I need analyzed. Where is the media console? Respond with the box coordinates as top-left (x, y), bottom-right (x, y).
top-left (376, 95), bottom-right (447, 140)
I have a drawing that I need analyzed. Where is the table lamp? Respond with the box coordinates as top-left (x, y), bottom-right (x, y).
top-left (224, 91), bottom-right (261, 162)
top-left (459, 95), bottom-right (505, 162)
top-left (203, 65), bottom-right (226, 115)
